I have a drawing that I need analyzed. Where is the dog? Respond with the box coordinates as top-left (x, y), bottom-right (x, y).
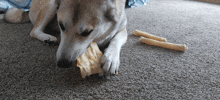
top-left (4, 0), bottom-right (127, 76)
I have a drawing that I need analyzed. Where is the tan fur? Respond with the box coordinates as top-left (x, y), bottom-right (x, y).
top-left (29, 0), bottom-right (51, 25)
top-left (4, 0), bottom-right (128, 76)
top-left (4, 8), bottom-right (29, 23)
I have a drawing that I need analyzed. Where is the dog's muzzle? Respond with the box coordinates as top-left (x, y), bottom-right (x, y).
top-left (57, 59), bottom-right (73, 68)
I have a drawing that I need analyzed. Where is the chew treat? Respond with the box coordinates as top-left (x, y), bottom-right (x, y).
top-left (139, 37), bottom-right (188, 51)
top-left (77, 42), bottom-right (104, 78)
top-left (133, 30), bottom-right (167, 42)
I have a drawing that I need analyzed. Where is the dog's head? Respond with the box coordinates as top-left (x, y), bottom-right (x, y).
top-left (55, 0), bottom-right (124, 68)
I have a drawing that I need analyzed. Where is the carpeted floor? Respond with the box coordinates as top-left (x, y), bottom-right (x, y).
top-left (1, 0), bottom-right (220, 99)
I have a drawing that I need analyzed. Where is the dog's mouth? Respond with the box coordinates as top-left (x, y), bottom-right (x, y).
top-left (78, 44), bottom-right (90, 57)
top-left (57, 43), bottom-right (92, 68)
top-left (86, 44), bottom-right (90, 49)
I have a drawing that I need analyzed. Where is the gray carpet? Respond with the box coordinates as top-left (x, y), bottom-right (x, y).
top-left (1, 0), bottom-right (220, 99)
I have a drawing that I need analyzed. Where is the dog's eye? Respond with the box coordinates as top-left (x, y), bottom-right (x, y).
top-left (105, 8), bottom-right (116, 21)
top-left (56, 6), bottom-right (59, 10)
top-left (59, 23), bottom-right (65, 31)
top-left (105, 14), bottom-right (114, 21)
top-left (81, 30), bottom-right (93, 37)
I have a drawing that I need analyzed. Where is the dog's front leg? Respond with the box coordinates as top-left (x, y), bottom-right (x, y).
top-left (101, 28), bottom-right (127, 76)
top-left (30, 0), bottom-right (59, 44)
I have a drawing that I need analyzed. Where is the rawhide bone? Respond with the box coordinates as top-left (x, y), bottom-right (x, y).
top-left (134, 30), bottom-right (188, 51)
top-left (133, 30), bottom-right (167, 42)
top-left (77, 42), bottom-right (104, 78)
top-left (139, 36), bottom-right (188, 51)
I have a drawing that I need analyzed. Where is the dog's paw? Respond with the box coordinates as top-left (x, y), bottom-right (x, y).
top-left (30, 29), bottom-right (58, 44)
top-left (44, 39), bottom-right (59, 46)
top-left (30, 31), bottom-right (58, 46)
top-left (100, 51), bottom-right (120, 76)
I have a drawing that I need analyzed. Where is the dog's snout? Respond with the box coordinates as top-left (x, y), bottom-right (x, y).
top-left (57, 59), bottom-right (72, 68)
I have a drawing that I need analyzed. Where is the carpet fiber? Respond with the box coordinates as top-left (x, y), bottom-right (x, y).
top-left (1, 0), bottom-right (220, 99)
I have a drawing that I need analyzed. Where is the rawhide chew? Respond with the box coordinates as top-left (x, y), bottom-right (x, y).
top-left (139, 36), bottom-right (188, 51)
top-left (77, 42), bottom-right (104, 78)
top-left (133, 30), bottom-right (167, 42)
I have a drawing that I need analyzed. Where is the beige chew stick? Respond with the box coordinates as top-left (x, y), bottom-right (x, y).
top-left (133, 30), bottom-right (167, 42)
top-left (139, 37), bottom-right (188, 51)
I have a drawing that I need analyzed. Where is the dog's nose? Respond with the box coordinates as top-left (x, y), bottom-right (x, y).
top-left (57, 59), bottom-right (72, 68)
